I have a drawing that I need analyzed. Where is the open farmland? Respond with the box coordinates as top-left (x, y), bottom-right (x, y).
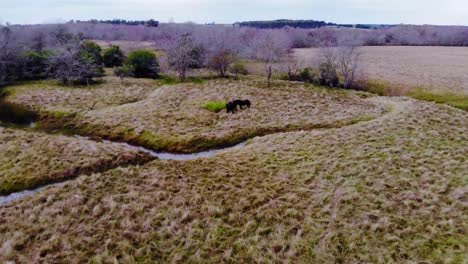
top-left (295, 46), bottom-right (468, 103)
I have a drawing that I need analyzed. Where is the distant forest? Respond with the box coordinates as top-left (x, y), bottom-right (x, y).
top-left (235, 19), bottom-right (390, 29)
top-left (236, 19), bottom-right (335, 29)
top-left (74, 19), bottom-right (159, 27)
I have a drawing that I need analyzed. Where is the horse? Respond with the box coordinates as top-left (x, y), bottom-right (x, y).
top-left (226, 100), bottom-right (251, 114)
top-left (226, 101), bottom-right (236, 113)
top-left (232, 99), bottom-right (251, 109)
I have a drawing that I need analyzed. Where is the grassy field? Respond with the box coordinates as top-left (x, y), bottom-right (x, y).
top-left (0, 65), bottom-right (466, 262)
top-left (0, 97), bottom-right (466, 262)
top-left (294, 46), bottom-right (468, 109)
top-left (0, 127), bottom-right (154, 195)
top-left (5, 77), bottom-right (159, 114)
top-left (5, 77), bottom-right (387, 153)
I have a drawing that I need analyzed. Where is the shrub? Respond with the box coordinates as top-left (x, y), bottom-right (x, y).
top-left (300, 68), bottom-right (312, 82)
top-left (319, 62), bottom-right (339, 87)
top-left (189, 46), bottom-right (205, 69)
top-left (229, 63), bottom-right (248, 79)
top-left (202, 101), bottom-right (227, 113)
top-left (23, 51), bottom-right (51, 80)
top-left (114, 65), bottom-right (134, 82)
top-left (125, 50), bottom-right (159, 78)
top-left (82, 41), bottom-right (103, 65)
top-left (103, 45), bottom-right (124, 67)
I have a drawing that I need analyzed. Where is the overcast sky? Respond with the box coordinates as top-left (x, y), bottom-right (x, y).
top-left (1, 0), bottom-right (467, 26)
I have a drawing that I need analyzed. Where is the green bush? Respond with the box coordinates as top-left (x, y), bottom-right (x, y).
top-left (103, 45), bottom-right (124, 67)
top-left (202, 101), bottom-right (227, 113)
top-left (300, 68), bottom-right (312, 82)
top-left (82, 41), bottom-right (103, 65)
top-left (189, 46), bottom-right (205, 69)
top-left (81, 41), bottom-right (104, 76)
top-left (125, 50), bottom-right (159, 78)
top-left (23, 51), bottom-right (51, 80)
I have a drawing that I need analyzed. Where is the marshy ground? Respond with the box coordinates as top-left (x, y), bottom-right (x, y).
top-left (0, 74), bottom-right (466, 263)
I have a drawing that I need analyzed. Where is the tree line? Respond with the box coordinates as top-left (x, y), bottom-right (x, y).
top-left (236, 19), bottom-right (335, 29)
top-left (0, 23), bottom-right (364, 90)
top-left (6, 22), bottom-right (467, 49)
top-left (74, 19), bottom-right (159, 27)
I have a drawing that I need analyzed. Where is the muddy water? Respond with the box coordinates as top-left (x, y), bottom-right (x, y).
top-left (0, 100), bottom-right (38, 128)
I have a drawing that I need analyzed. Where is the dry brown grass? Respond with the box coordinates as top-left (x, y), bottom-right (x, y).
top-left (0, 98), bottom-right (466, 263)
top-left (5, 77), bottom-right (385, 153)
top-left (0, 127), bottom-right (154, 194)
top-left (73, 78), bottom-right (386, 152)
top-left (6, 77), bottom-right (159, 115)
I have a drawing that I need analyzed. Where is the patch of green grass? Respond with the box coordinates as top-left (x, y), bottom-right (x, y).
top-left (156, 74), bottom-right (179, 85)
top-left (186, 76), bottom-right (208, 84)
top-left (156, 74), bottom-right (214, 85)
top-left (201, 101), bottom-right (227, 113)
top-left (408, 88), bottom-right (468, 111)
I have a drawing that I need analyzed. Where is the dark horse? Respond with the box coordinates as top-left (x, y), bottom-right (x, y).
top-left (226, 99), bottom-right (251, 113)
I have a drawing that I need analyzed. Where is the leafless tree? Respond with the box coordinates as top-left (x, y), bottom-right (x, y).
top-left (284, 48), bottom-right (304, 81)
top-left (318, 46), bottom-right (339, 87)
top-left (336, 45), bottom-right (362, 88)
top-left (253, 32), bottom-right (289, 87)
top-left (208, 49), bottom-right (237, 77)
top-left (202, 28), bottom-right (240, 77)
top-left (47, 34), bottom-right (99, 86)
top-left (167, 33), bottom-right (200, 81)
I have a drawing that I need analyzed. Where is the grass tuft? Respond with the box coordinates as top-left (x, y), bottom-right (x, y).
top-left (201, 101), bottom-right (227, 113)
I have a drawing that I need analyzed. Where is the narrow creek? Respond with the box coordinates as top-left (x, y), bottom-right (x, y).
top-left (0, 99), bottom-right (248, 205)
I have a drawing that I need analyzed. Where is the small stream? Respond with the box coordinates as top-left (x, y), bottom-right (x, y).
top-left (0, 140), bottom-right (246, 205)
top-left (0, 100), bottom-right (248, 204)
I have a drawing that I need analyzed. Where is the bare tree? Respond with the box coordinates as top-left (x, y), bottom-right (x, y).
top-left (47, 34), bottom-right (100, 86)
top-left (318, 46), bottom-right (339, 87)
top-left (336, 45), bottom-right (362, 88)
top-left (167, 33), bottom-right (200, 82)
top-left (254, 32), bottom-right (288, 87)
top-left (284, 48), bottom-right (304, 81)
top-left (208, 49), bottom-right (237, 77)
top-left (203, 28), bottom-right (240, 77)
